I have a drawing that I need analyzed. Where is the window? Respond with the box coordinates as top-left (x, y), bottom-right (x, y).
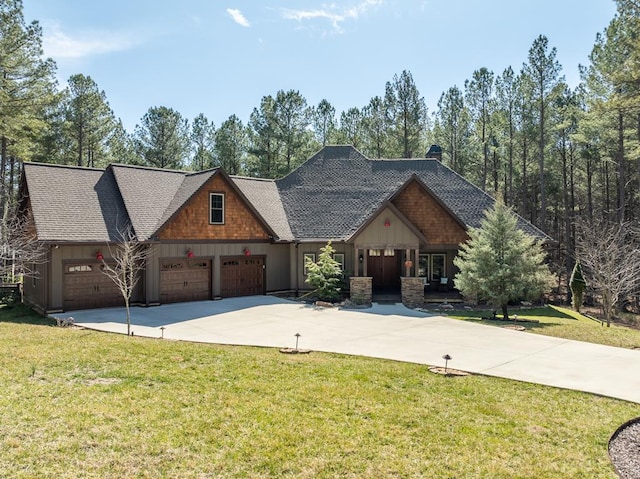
top-left (67, 265), bottom-right (93, 273)
top-left (418, 254), bottom-right (430, 279)
top-left (369, 249), bottom-right (380, 257)
top-left (333, 253), bottom-right (345, 271)
top-left (431, 254), bottom-right (446, 281)
top-left (303, 253), bottom-right (315, 276)
top-left (209, 193), bottom-right (225, 224)
top-left (384, 248), bottom-right (395, 256)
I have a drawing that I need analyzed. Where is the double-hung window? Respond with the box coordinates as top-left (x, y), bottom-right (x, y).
top-left (209, 193), bottom-right (224, 224)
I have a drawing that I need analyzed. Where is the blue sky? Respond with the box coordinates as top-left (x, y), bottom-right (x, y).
top-left (23, 0), bottom-right (617, 133)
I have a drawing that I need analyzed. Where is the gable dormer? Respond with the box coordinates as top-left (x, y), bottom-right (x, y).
top-left (156, 171), bottom-right (273, 241)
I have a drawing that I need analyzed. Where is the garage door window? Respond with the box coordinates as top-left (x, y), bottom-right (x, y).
top-left (67, 264), bottom-right (93, 273)
top-left (210, 193), bottom-right (225, 224)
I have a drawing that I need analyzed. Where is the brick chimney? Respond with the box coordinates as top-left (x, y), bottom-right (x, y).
top-left (426, 145), bottom-right (443, 161)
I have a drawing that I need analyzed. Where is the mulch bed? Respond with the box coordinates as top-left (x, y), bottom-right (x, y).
top-left (428, 367), bottom-right (470, 377)
top-left (609, 417), bottom-right (640, 479)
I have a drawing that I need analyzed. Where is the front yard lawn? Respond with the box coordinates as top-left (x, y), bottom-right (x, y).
top-left (1, 304), bottom-right (637, 478)
top-left (447, 305), bottom-right (640, 349)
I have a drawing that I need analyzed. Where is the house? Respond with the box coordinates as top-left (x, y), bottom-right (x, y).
top-left (19, 145), bottom-right (545, 313)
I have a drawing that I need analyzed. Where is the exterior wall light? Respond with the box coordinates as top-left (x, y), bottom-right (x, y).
top-left (384, 219), bottom-right (391, 227)
top-left (96, 250), bottom-right (104, 261)
top-left (186, 249), bottom-right (195, 258)
top-left (244, 247), bottom-right (251, 256)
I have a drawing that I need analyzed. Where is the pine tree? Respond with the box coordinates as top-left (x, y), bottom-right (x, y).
top-left (453, 198), bottom-right (553, 319)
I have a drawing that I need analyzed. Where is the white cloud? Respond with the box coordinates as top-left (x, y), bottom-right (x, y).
top-left (281, 0), bottom-right (382, 32)
top-left (226, 8), bottom-right (250, 28)
top-left (42, 23), bottom-right (140, 59)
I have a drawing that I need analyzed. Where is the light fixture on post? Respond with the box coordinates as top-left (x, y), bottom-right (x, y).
top-left (384, 218), bottom-right (391, 227)
top-left (186, 249), bottom-right (195, 259)
top-left (96, 250), bottom-right (104, 261)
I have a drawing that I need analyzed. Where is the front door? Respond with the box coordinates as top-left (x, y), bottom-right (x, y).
top-left (367, 250), bottom-right (400, 291)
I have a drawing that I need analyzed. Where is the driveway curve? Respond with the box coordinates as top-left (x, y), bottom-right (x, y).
top-left (62, 295), bottom-right (640, 404)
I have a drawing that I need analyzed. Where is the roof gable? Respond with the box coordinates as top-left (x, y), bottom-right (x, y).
top-left (156, 170), bottom-right (274, 241)
top-left (23, 162), bottom-right (130, 242)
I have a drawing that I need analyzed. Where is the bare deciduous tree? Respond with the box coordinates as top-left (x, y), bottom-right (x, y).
top-left (1, 210), bottom-right (47, 283)
top-left (575, 218), bottom-right (640, 326)
top-left (99, 226), bottom-right (151, 335)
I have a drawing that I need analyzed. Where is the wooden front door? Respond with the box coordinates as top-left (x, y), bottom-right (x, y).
top-left (160, 259), bottom-right (211, 304)
top-left (367, 251), bottom-right (400, 291)
top-left (220, 256), bottom-right (265, 297)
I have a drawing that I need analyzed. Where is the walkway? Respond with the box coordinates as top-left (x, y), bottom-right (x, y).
top-left (59, 296), bottom-right (640, 404)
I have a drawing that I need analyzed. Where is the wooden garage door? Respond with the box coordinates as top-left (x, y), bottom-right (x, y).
top-left (160, 260), bottom-right (211, 304)
top-left (64, 263), bottom-right (124, 311)
top-left (220, 256), bottom-right (264, 298)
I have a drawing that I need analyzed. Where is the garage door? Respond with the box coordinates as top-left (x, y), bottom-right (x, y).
top-left (160, 259), bottom-right (211, 304)
top-left (220, 256), bottom-right (264, 297)
top-left (64, 263), bottom-right (124, 311)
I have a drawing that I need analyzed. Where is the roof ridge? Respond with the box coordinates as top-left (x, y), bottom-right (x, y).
top-left (231, 175), bottom-right (275, 183)
top-left (109, 163), bottom-right (188, 174)
top-left (24, 161), bottom-right (105, 172)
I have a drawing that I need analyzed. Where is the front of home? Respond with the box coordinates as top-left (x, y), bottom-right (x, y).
top-left (20, 145), bottom-right (544, 313)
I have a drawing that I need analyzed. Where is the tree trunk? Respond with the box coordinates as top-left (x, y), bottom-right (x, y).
top-left (502, 304), bottom-right (510, 321)
top-left (616, 109), bottom-right (625, 223)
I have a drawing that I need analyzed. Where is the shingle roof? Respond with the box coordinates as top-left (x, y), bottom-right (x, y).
top-left (276, 146), bottom-right (546, 240)
top-left (110, 164), bottom-right (185, 241)
top-left (23, 146), bottom-right (546, 244)
top-left (23, 162), bottom-right (130, 242)
top-left (232, 176), bottom-right (294, 241)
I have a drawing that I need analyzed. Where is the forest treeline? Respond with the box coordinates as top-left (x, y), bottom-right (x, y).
top-left (1, 0), bottom-right (639, 295)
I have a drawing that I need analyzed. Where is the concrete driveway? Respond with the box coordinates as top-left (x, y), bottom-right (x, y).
top-left (60, 296), bottom-right (640, 404)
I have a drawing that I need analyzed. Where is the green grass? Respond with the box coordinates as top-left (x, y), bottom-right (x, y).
top-left (1, 304), bottom-right (638, 478)
top-left (448, 305), bottom-right (640, 349)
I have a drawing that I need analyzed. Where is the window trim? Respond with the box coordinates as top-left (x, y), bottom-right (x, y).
top-left (431, 253), bottom-right (446, 281)
top-left (209, 192), bottom-right (225, 225)
top-left (333, 253), bottom-right (345, 272)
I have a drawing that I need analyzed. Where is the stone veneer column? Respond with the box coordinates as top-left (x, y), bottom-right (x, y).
top-left (349, 277), bottom-right (372, 306)
top-left (401, 277), bottom-right (424, 309)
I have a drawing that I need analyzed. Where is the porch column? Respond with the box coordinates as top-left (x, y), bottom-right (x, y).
top-left (363, 249), bottom-right (367, 276)
top-left (414, 247), bottom-right (419, 277)
top-left (354, 248), bottom-right (360, 277)
top-left (404, 248), bottom-right (411, 276)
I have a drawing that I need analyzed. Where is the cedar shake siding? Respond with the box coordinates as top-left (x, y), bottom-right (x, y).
top-left (157, 175), bottom-right (271, 241)
top-left (392, 180), bottom-right (469, 246)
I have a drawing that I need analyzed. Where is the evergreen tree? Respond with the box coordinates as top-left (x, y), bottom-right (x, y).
top-left (133, 106), bottom-right (189, 169)
top-left (337, 107), bottom-right (363, 148)
top-left (454, 198), bottom-right (553, 319)
top-left (213, 114), bottom-right (248, 175)
top-left (304, 241), bottom-right (342, 302)
top-left (384, 70), bottom-right (427, 158)
top-left (272, 89), bottom-right (313, 174)
top-left (63, 74), bottom-right (116, 167)
top-left (361, 96), bottom-right (389, 158)
top-left (248, 95), bottom-right (281, 178)
top-left (433, 85), bottom-right (472, 174)
top-left (313, 99), bottom-right (337, 146)
top-left (190, 113), bottom-right (215, 171)
top-left (465, 67), bottom-right (495, 190)
top-left (0, 0), bottom-right (57, 211)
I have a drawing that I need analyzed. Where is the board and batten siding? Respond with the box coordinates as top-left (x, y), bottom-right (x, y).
top-left (352, 207), bottom-right (421, 250)
top-left (294, 242), bottom-right (353, 293)
top-left (145, 242), bottom-right (290, 302)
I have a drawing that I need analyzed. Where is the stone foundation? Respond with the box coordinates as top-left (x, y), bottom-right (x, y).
top-left (401, 277), bottom-right (424, 309)
top-left (350, 277), bottom-right (372, 306)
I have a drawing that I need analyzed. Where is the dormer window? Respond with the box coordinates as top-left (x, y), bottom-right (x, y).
top-left (209, 193), bottom-right (225, 224)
